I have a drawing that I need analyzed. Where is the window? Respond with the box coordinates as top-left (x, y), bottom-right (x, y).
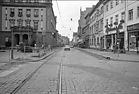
top-left (97, 37), bottom-right (99, 45)
top-left (5, 20), bottom-right (8, 29)
top-left (115, 15), bottom-right (119, 23)
top-left (18, 0), bottom-right (23, 2)
top-left (17, 19), bottom-right (23, 26)
top-left (106, 4), bottom-right (108, 11)
top-left (116, 0), bottom-right (119, 6)
top-left (26, 0), bottom-right (31, 3)
top-left (5, 8), bottom-right (8, 15)
top-left (25, 19), bottom-right (31, 26)
top-left (101, 6), bottom-right (103, 14)
top-left (106, 19), bottom-right (108, 25)
top-left (110, 0), bottom-right (113, 9)
top-left (34, 0), bottom-right (39, 3)
top-left (137, 6), bottom-right (139, 17)
top-left (41, 9), bottom-right (43, 15)
top-left (100, 19), bottom-right (103, 30)
top-left (128, 9), bottom-right (133, 20)
top-left (34, 9), bottom-right (39, 17)
top-left (33, 20), bottom-right (39, 30)
top-left (41, 20), bottom-right (43, 30)
top-left (4, 0), bottom-right (10, 2)
top-left (121, 12), bottom-right (125, 20)
top-left (10, 8), bottom-right (15, 17)
top-left (9, 19), bottom-right (15, 28)
top-left (18, 9), bottom-right (23, 17)
top-left (15, 0), bottom-right (23, 2)
top-left (26, 9), bottom-right (31, 17)
top-left (121, 0), bottom-right (124, 3)
top-left (110, 17), bottom-right (113, 24)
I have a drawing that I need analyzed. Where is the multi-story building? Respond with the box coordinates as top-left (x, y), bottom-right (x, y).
top-left (61, 36), bottom-right (69, 45)
top-left (89, 1), bottom-right (104, 49)
top-left (72, 32), bottom-right (78, 46)
top-left (0, 0), bottom-right (57, 48)
top-left (77, 7), bottom-right (92, 46)
top-left (126, 1), bottom-right (139, 52)
top-left (103, 0), bottom-right (126, 51)
top-left (77, 0), bottom-right (139, 53)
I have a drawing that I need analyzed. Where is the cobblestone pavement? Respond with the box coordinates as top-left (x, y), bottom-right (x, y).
top-left (16, 50), bottom-right (63, 94)
top-left (61, 49), bottom-right (139, 94)
top-left (11, 48), bottom-right (139, 94)
top-left (0, 50), bottom-right (55, 94)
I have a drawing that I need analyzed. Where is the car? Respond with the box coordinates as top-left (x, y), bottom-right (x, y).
top-left (64, 45), bottom-right (70, 51)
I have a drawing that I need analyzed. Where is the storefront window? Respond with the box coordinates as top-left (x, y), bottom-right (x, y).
top-left (129, 33), bottom-right (136, 51)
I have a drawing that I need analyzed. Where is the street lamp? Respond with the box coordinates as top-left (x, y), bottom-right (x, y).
top-left (10, 26), bottom-right (14, 59)
top-left (114, 19), bottom-right (125, 55)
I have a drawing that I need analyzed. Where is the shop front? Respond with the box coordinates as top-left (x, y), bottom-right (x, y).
top-left (127, 23), bottom-right (139, 53)
top-left (105, 32), bottom-right (124, 51)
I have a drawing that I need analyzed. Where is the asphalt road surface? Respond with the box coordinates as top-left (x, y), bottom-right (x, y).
top-left (15, 48), bottom-right (139, 94)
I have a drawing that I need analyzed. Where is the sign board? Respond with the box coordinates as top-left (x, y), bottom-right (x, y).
top-left (117, 38), bottom-right (121, 42)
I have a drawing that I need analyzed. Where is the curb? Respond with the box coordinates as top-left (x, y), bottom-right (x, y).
top-left (77, 48), bottom-right (139, 63)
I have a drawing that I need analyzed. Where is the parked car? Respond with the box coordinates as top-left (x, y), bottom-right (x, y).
top-left (64, 45), bottom-right (70, 51)
top-left (20, 46), bottom-right (33, 52)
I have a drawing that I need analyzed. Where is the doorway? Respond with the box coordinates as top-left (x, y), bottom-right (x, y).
top-left (15, 34), bottom-right (20, 45)
top-left (23, 34), bottom-right (28, 45)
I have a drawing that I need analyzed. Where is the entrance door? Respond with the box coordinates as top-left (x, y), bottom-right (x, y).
top-left (23, 34), bottom-right (28, 45)
top-left (15, 34), bottom-right (20, 45)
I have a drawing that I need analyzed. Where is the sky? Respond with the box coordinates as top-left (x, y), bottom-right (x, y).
top-left (52, 0), bottom-right (98, 41)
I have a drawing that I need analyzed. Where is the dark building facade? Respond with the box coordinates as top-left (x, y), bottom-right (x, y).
top-left (0, 0), bottom-right (57, 48)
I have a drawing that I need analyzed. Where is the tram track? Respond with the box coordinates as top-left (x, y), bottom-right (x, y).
top-left (9, 50), bottom-right (57, 94)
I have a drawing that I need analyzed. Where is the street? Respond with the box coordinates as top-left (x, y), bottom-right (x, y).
top-left (11, 48), bottom-right (139, 94)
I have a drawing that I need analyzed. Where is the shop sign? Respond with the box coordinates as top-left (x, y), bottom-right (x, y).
top-left (117, 38), bottom-right (121, 42)
top-left (127, 23), bottom-right (139, 31)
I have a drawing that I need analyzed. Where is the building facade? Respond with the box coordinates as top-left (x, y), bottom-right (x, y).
top-left (103, 0), bottom-right (126, 51)
top-left (89, 1), bottom-right (104, 49)
top-left (78, 0), bottom-right (139, 53)
top-left (126, 1), bottom-right (139, 52)
top-left (77, 7), bottom-right (93, 47)
top-left (0, 0), bottom-right (57, 48)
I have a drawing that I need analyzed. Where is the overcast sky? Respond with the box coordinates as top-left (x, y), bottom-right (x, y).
top-left (52, 1), bottom-right (98, 40)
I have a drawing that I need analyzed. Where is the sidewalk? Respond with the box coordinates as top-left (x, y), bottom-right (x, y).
top-left (77, 48), bottom-right (139, 62)
top-left (0, 48), bottom-right (54, 67)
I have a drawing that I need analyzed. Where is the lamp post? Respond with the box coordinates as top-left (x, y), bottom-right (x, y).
top-left (11, 26), bottom-right (14, 59)
top-left (114, 19), bottom-right (125, 56)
